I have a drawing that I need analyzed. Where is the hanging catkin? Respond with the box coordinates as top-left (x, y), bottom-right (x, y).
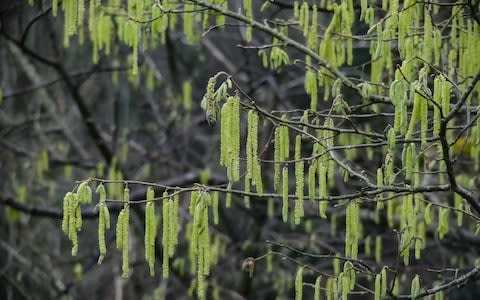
top-left (97, 184), bottom-right (109, 264)
top-left (295, 266), bottom-right (304, 300)
top-left (282, 165), bottom-right (289, 222)
top-left (162, 191), bottom-right (170, 278)
top-left (294, 135), bottom-right (304, 224)
top-left (274, 127), bottom-right (282, 192)
top-left (145, 187), bottom-right (156, 276)
top-left (411, 275), bottom-right (421, 299)
top-left (121, 187), bottom-right (130, 278)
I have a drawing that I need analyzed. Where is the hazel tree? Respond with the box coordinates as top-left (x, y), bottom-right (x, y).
top-left (1, 0), bottom-right (480, 299)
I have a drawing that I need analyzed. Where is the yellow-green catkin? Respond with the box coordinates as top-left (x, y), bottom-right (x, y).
top-left (438, 207), bottom-right (449, 239)
top-left (77, 181), bottom-right (92, 204)
top-left (244, 0), bottom-right (253, 42)
top-left (345, 200), bottom-right (360, 258)
top-left (62, 192), bottom-right (71, 235)
top-left (121, 187), bottom-right (130, 278)
top-left (168, 197), bottom-right (176, 257)
top-left (226, 181), bottom-right (232, 208)
top-left (69, 193), bottom-right (79, 255)
top-left (97, 184), bottom-right (109, 264)
top-left (183, 80), bottom-right (192, 111)
top-left (220, 96), bottom-right (240, 182)
top-left (52, 0), bottom-right (58, 16)
top-left (314, 276), bottom-right (321, 300)
top-left (246, 110), bottom-right (262, 193)
top-left (212, 191), bottom-right (219, 225)
top-left (183, 3), bottom-right (195, 44)
top-left (274, 127), bottom-right (282, 192)
top-left (411, 275), bottom-right (421, 299)
top-left (423, 11), bottom-right (433, 63)
top-left (433, 76), bottom-right (442, 136)
top-left (282, 165), bottom-right (289, 223)
top-left (162, 192), bottom-right (171, 278)
top-left (454, 194), bottom-right (464, 226)
top-left (308, 162), bottom-right (316, 203)
top-left (294, 135), bottom-right (304, 224)
top-left (441, 76), bottom-right (451, 116)
top-left (295, 266), bottom-right (304, 300)
top-left (318, 162), bottom-right (328, 218)
top-left (375, 273), bottom-right (381, 300)
top-left (376, 167), bottom-right (384, 210)
top-left (145, 187), bottom-right (156, 276)
top-left (63, 192), bottom-right (79, 256)
top-left (381, 267), bottom-right (388, 297)
top-left (203, 76), bottom-right (217, 123)
top-left (375, 236), bottom-right (382, 263)
top-left (190, 192), bottom-right (210, 299)
top-left (116, 210), bottom-right (125, 250)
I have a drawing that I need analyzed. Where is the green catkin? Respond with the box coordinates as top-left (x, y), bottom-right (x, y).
top-left (294, 135), bottom-right (304, 224)
top-left (424, 203), bottom-right (432, 225)
top-left (406, 82), bottom-right (421, 141)
top-left (172, 193), bottom-right (179, 249)
top-left (295, 267), bottom-right (303, 300)
top-left (244, 176), bottom-right (251, 208)
top-left (168, 198), bottom-right (176, 257)
top-left (280, 122), bottom-right (290, 160)
top-left (230, 96), bottom-right (241, 182)
top-left (327, 160), bottom-right (335, 188)
top-left (454, 194), bottom-right (464, 226)
top-left (314, 276), bottom-right (321, 300)
top-left (68, 193), bottom-right (78, 255)
top-left (387, 127), bottom-right (396, 152)
top-left (381, 267), bottom-right (387, 297)
top-left (98, 200), bottom-right (106, 264)
top-left (121, 187), bottom-right (130, 278)
top-left (75, 204), bottom-right (82, 230)
top-left (226, 181), bottom-right (232, 208)
top-left (319, 163), bottom-right (328, 218)
top-left (441, 77), bottom-right (451, 116)
top-left (365, 235), bottom-right (372, 256)
top-left (415, 235), bottom-right (422, 260)
top-left (438, 208), bottom-right (449, 239)
top-left (204, 77), bottom-right (217, 123)
top-left (190, 191), bottom-right (199, 216)
top-left (246, 110), bottom-right (258, 181)
top-left (420, 88), bottom-right (428, 147)
top-left (162, 192), bottom-right (170, 278)
top-left (53, 0), bottom-right (58, 16)
top-left (411, 275), bottom-right (420, 299)
top-left (433, 76), bottom-right (442, 136)
top-left (308, 164), bottom-right (316, 203)
top-left (244, 0), bottom-right (253, 42)
top-left (374, 274), bottom-right (381, 300)
top-left (282, 166), bottom-right (289, 222)
top-left (274, 127), bottom-right (281, 192)
top-left (116, 210), bottom-right (125, 250)
top-left (375, 236), bottom-right (382, 264)
top-left (213, 191), bottom-right (219, 225)
top-left (145, 187), bottom-right (156, 275)
top-left (220, 101), bottom-right (231, 168)
top-left (183, 3), bottom-right (195, 44)
top-left (267, 198), bottom-right (274, 219)
top-left (62, 192), bottom-right (71, 235)
top-left (376, 167), bottom-right (384, 210)
top-left (183, 80), bottom-right (192, 111)
top-left (345, 261), bottom-right (355, 292)
top-left (77, 182), bottom-right (91, 204)
top-left (301, 2), bottom-right (309, 37)
top-left (423, 11), bottom-right (433, 63)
